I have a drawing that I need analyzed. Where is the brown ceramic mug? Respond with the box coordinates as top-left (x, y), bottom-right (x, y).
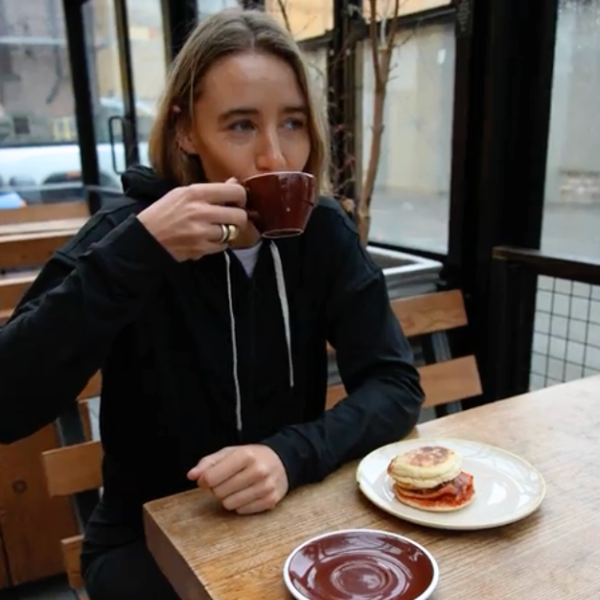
top-left (243, 171), bottom-right (316, 238)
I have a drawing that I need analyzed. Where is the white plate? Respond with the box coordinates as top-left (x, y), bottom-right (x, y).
top-left (356, 438), bottom-right (547, 530)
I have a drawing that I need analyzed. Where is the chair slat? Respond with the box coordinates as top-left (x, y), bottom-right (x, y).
top-left (41, 440), bottom-right (103, 497)
top-left (326, 356), bottom-right (481, 410)
top-left (61, 535), bottom-right (85, 590)
top-left (390, 289), bottom-right (468, 337)
top-left (418, 356), bottom-right (482, 408)
top-left (327, 289), bottom-right (468, 354)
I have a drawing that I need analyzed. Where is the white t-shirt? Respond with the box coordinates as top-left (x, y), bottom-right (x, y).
top-left (231, 241), bottom-right (262, 277)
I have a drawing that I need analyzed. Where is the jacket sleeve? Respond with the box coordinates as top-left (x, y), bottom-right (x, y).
top-left (0, 210), bottom-right (173, 444)
top-left (262, 204), bottom-right (424, 491)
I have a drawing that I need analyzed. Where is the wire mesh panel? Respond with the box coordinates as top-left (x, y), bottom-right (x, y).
top-left (530, 276), bottom-right (600, 390)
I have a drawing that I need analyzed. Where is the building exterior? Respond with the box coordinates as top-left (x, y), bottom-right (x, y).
top-left (0, 0), bottom-right (597, 211)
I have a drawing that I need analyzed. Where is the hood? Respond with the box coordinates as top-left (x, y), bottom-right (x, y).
top-left (121, 164), bottom-right (178, 206)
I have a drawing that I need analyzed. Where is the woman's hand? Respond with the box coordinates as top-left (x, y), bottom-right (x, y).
top-left (137, 180), bottom-right (247, 262)
top-left (187, 445), bottom-right (289, 514)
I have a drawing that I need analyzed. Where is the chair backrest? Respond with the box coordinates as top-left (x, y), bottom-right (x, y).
top-left (326, 289), bottom-right (482, 410)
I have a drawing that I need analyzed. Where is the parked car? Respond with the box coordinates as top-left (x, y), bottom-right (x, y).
top-left (0, 98), bottom-right (153, 204)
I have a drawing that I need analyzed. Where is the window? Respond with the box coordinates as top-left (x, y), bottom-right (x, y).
top-left (362, 20), bottom-right (455, 252)
top-left (363, 0), bottom-right (452, 21)
top-left (265, 0), bottom-right (333, 40)
top-left (197, 0), bottom-right (241, 19)
top-left (126, 0), bottom-right (167, 158)
top-left (0, 0), bottom-right (168, 201)
top-left (0, 0), bottom-right (81, 203)
top-left (302, 45), bottom-right (328, 110)
top-left (542, 0), bottom-right (600, 259)
top-left (81, 0), bottom-right (167, 186)
top-left (0, 0), bottom-right (76, 148)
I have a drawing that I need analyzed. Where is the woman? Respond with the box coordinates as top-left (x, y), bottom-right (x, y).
top-left (0, 8), bottom-right (423, 600)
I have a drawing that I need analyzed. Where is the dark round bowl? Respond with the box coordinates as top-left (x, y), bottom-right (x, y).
top-left (283, 529), bottom-right (439, 600)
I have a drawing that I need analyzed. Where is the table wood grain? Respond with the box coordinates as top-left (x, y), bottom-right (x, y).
top-left (144, 375), bottom-right (600, 600)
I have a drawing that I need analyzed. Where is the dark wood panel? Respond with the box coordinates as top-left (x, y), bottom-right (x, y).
top-left (0, 425), bottom-right (79, 585)
top-left (0, 532), bottom-right (9, 589)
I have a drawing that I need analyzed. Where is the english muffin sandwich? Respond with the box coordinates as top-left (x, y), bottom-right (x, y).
top-left (387, 445), bottom-right (475, 512)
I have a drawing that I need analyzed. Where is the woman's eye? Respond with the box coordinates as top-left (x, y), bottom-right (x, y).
top-left (229, 120), bottom-right (255, 132)
top-left (282, 118), bottom-right (306, 131)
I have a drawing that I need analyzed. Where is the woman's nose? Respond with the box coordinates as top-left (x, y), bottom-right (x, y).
top-left (255, 132), bottom-right (287, 172)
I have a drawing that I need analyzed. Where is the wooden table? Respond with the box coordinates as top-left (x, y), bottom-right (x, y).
top-left (144, 376), bottom-right (600, 600)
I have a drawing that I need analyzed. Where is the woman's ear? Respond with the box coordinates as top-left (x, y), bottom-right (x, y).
top-left (177, 129), bottom-right (197, 155)
top-left (173, 106), bottom-right (197, 155)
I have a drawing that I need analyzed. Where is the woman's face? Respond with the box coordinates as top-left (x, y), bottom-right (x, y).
top-left (179, 51), bottom-right (312, 183)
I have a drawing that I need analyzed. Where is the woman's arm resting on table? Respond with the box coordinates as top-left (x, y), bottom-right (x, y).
top-left (262, 203), bottom-right (424, 491)
top-left (0, 210), bottom-right (172, 444)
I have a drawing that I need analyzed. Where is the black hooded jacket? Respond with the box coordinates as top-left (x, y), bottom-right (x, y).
top-left (0, 165), bottom-right (423, 516)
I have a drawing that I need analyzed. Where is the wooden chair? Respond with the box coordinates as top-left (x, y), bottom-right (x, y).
top-left (326, 289), bottom-right (482, 411)
top-left (41, 375), bottom-right (102, 598)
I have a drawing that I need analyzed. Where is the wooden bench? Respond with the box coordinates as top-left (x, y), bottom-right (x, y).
top-left (40, 289), bottom-right (481, 595)
top-left (0, 231), bottom-right (79, 271)
top-left (0, 202), bottom-right (88, 273)
top-left (0, 219), bottom-right (85, 321)
top-left (0, 201), bottom-right (90, 225)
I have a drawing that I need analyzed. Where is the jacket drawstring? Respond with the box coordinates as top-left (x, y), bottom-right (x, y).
top-left (224, 241), bottom-right (294, 435)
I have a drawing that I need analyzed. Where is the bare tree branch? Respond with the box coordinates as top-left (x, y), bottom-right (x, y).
top-left (276, 0), bottom-right (292, 33)
top-left (369, 0), bottom-right (381, 88)
top-left (357, 0), bottom-right (404, 244)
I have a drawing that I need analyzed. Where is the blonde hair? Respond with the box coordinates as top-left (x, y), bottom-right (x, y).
top-left (148, 8), bottom-right (330, 193)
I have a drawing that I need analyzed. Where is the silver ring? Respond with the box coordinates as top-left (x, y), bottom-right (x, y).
top-left (218, 224), bottom-right (229, 244)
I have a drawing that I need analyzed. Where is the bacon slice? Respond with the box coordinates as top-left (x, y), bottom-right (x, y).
top-left (394, 472), bottom-right (474, 507)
